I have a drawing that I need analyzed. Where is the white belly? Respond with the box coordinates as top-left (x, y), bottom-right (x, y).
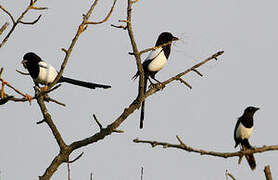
top-left (236, 122), bottom-right (253, 140)
top-left (147, 49), bottom-right (167, 72)
top-left (35, 61), bottom-right (58, 84)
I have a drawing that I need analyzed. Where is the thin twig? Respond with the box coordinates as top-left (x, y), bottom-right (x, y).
top-left (225, 170), bottom-right (236, 180)
top-left (86, 0), bottom-right (117, 24)
top-left (0, 6), bottom-right (15, 24)
top-left (93, 114), bottom-right (103, 130)
top-left (19, 14), bottom-right (41, 25)
top-left (141, 167), bottom-right (143, 180)
top-left (16, 69), bottom-right (30, 75)
top-left (67, 162), bottom-right (71, 180)
top-left (178, 78), bottom-right (192, 89)
top-left (133, 136), bottom-right (278, 159)
top-left (192, 68), bottom-right (203, 77)
top-left (68, 152), bottom-right (84, 163)
top-left (0, 22), bottom-right (9, 36)
top-left (111, 24), bottom-right (127, 30)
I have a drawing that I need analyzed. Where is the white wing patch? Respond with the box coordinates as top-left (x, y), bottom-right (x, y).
top-left (35, 61), bottom-right (58, 84)
top-left (236, 122), bottom-right (253, 140)
top-left (146, 47), bottom-right (167, 72)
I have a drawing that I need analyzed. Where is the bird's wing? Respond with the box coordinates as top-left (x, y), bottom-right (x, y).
top-left (37, 61), bottom-right (58, 84)
top-left (38, 61), bottom-right (49, 69)
top-left (145, 47), bottom-right (163, 61)
top-left (234, 118), bottom-right (241, 147)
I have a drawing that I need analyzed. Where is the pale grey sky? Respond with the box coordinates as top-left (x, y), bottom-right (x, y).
top-left (1, 0), bottom-right (278, 179)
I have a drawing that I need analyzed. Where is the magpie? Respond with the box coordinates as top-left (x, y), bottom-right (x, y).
top-left (132, 32), bottom-right (178, 129)
top-left (234, 106), bottom-right (259, 170)
top-left (22, 52), bottom-right (111, 89)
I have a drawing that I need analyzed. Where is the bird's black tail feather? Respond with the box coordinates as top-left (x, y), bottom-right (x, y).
top-left (139, 75), bottom-right (148, 129)
top-left (59, 76), bottom-right (111, 89)
top-left (242, 139), bottom-right (256, 170)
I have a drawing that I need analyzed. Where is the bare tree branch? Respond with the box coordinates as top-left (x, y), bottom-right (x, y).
top-left (133, 136), bottom-right (278, 159)
top-left (264, 165), bottom-right (273, 180)
top-left (0, 0), bottom-right (46, 48)
top-left (38, 0), bottom-right (119, 179)
top-left (86, 0), bottom-right (117, 24)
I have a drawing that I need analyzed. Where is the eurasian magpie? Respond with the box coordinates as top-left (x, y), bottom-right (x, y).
top-left (132, 32), bottom-right (178, 129)
top-left (234, 106), bottom-right (259, 170)
top-left (22, 52), bottom-right (111, 89)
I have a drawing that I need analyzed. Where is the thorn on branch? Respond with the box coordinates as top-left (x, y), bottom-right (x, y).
top-left (68, 152), bottom-right (84, 163)
top-left (176, 135), bottom-right (186, 147)
top-left (36, 119), bottom-right (46, 124)
top-left (30, 6), bottom-right (48, 10)
top-left (212, 50), bottom-right (224, 60)
top-left (46, 97), bottom-right (66, 107)
top-left (19, 14), bottom-right (42, 25)
top-left (111, 24), bottom-right (127, 30)
top-left (112, 129), bottom-right (124, 133)
top-left (177, 78), bottom-right (192, 89)
top-left (192, 68), bottom-right (203, 77)
top-left (61, 48), bottom-right (68, 54)
top-left (118, 20), bottom-right (129, 23)
top-left (225, 170), bottom-right (236, 180)
top-left (93, 114), bottom-right (103, 130)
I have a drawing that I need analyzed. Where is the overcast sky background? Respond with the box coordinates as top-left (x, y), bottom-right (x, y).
top-left (1, 0), bottom-right (278, 179)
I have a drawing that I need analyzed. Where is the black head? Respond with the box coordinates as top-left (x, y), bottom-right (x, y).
top-left (244, 106), bottom-right (260, 115)
top-left (155, 32), bottom-right (179, 46)
top-left (22, 52), bottom-right (42, 68)
top-left (22, 52), bottom-right (42, 79)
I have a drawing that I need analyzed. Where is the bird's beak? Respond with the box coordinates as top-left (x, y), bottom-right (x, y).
top-left (21, 59), bottom-right (27, 69)
top-left (255, 107), bottom-right (260, 111)
top-left (172, 36), bottom-right (179, 41)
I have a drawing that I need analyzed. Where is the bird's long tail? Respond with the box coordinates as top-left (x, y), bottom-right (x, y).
top-left (140, 75), bottom-right (148, 129)
top-left (241, 139), bottom-right (256, 170)
top-left (59, 76), bottom-right (111, 89)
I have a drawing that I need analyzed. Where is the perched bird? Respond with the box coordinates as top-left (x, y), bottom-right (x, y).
top-left (22, 52), bottom-right (111, 89)
top-left (132, 32), bottom-right (178, 129)
top-left (234, 106), bottom-right (259, 170)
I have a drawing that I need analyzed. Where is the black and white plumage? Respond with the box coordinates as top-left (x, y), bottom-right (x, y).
top-left (132, 32), bottom-right (178, 129)
top-left (22, 52), bottom-right (111, 89)
top-left (234, 106), bottom-right (259, 170)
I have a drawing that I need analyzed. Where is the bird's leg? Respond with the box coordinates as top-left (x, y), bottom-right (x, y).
top-left (152, 77), bottom-right (165, 89)
top-left (148, 77), bottom-right (155, 87)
